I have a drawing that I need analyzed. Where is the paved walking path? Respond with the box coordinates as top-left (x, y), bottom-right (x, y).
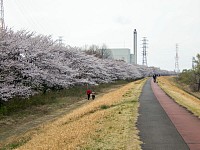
top-left (138, 79), bottom-right (189, 149)
top-left (151, 79), bottom-right (200, 150)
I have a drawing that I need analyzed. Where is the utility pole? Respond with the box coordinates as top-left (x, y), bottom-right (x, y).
top-left (175, 44), bottom-right (180, 73)
top-left (0, 0), bottom-right (5, 31)
top-left (142, 37), bottom-right (148, 66)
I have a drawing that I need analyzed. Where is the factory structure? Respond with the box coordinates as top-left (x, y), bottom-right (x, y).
top-left (108, 29), bottom-right (138, 65)
top-left (108, 48), bottom-right (135, 64)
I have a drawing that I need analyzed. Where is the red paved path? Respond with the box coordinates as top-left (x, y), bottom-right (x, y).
top-left (151, 79), bottom-right (200, 150)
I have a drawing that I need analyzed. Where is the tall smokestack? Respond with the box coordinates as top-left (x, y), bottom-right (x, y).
top-left (133, 29), bottom-right (137, 64)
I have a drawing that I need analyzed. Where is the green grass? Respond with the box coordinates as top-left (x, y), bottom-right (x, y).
top-left (100, 105), bottom-right (110, 110)
top-left (0, 137), bottom-right (30, 150)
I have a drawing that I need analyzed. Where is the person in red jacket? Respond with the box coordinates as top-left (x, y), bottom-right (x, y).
top-left (86, 89), bottom-right (92, 100)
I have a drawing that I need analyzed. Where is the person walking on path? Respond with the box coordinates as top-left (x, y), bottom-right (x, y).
top-left (86, 89), bottom-right (92, 100)
top-left (153, 74), bottom-right (157, 83)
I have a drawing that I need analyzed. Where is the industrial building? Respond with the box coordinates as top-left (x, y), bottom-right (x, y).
top-left (108, 29), bottom-right (138, 65)
top-left (108, 48), bottom-right (135, 64)
top-left (83, 29), bottom-right (138, 65)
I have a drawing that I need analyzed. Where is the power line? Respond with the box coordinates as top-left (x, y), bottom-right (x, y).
top-left (13, 0), bottom-right (48, 34)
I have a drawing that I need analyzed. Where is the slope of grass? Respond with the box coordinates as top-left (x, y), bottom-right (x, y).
top-left (157, 76), bottom-right (200, 118)
top-left (0, 80), bottom-right (132, 149)
top-left (173, 77), bottom-right (200, 99)
top-left (14, 78), bottom-right (146, 150)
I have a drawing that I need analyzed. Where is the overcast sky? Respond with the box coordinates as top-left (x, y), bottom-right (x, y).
top-left (4, 0), bottom-right (200, 71)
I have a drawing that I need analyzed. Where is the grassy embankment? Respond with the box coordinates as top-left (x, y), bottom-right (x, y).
top-left (0, 80), bottom-right (131, 117)
top-left (175, 77), bottom-right (200, 99)
top-left (157, 76), bottom-right (200, 118)
top-left (0, 80), bottom-right (136, 149)
top-left (10, 78), bottom-right (146, 150)
top-left (0, 80), bottom-right (134, 135)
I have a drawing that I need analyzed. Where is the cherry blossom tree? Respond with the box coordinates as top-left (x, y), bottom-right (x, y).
top-left (0, 28), bottom-right (174, 101)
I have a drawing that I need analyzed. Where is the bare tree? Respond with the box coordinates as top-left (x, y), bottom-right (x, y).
top-left (83, 44), bottom-right (99, 55)
top-left (98, 44), bottom-right (111, 59)
top-left (83, 44), bottom-right (111, 59)
top-left (194, 54), bottom-right (200, 91)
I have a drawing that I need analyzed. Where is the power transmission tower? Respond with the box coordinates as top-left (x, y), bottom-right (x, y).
top-left (192, 57), bottom-right (196, 69)
top-left (142, 37), bottom-right (148, 66)
top-left (175, 44), bottom-right (180, 73)
top-left (0, 0), bottom-right (5, 31)
top-left (58, 36), bottom-right (63, 46)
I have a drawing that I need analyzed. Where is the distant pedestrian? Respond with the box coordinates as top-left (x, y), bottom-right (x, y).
top-left (153, 74), bottom-right (157, 83)
top-left (92, 92), bottom-right (95, 100)
top-left (86, 89), bottom-right (92, 100)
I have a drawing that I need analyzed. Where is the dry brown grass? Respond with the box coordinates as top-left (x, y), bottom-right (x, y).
top-left (15, 79), bottom-right (146, 150)
top-left (173, 78), bottom-right (200, 99)
top-left (157, 76), bottom-right (200, 118)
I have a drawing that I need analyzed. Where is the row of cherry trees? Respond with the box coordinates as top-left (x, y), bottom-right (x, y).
top-left (0, 28), bottom-right (173, 101)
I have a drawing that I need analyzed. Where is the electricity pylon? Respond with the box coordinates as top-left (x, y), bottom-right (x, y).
top-left (175, 44), bottom-right (180, 73)
top-left (0, 0), bottom-right (5, 31)
top-left (142, 37), bottom-right (148, 66)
